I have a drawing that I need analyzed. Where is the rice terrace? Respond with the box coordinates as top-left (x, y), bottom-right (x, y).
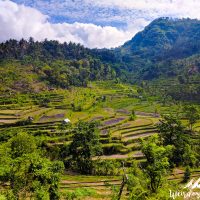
top-left (0, 1), bottom-right (200, 199)
top-left (0, 80), bottom-right (199, 199)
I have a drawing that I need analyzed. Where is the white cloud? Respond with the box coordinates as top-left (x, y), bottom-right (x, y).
top-left (53, 22), bottom-right (133, 48)
top-left (86, 0), bottom-right (200, 19)
top-left (2, 0), bottom-right (200, 48)
top-left (0, 0), bottom-right (134, 48)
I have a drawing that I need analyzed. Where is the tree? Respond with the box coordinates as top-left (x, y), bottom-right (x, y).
top-left (9, 132), bottom-right (37, 158)
top-left (129, 109), bottom-right (136, 121)
top-left (183, 166), bottom-right (191, 183)
top-left (184, 105), bottom-right (199, 131)
top-left (0, 132), bottom-right (64, 199)
top-left (69, 121), bottom-right (102, 174)
top-left (182, 144), bottom-right (197, 167)
top-left (141, 135), bottom-right (172, 193)
top-left (127, 161), bottom-right (148, 200)
top-left (157, 115), bottom-right (193, 166)
top-left (158, 115), bottom-right (185, 144)
top-left (117, 162), bottom-right (128, 200)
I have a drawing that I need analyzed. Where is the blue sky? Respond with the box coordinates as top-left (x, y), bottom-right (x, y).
top-left (1, 0), bottom-right (200, 48)
top-left (12, 0), bottom-right (150, 28)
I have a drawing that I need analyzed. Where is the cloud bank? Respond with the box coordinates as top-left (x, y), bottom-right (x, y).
top-left (0, 0), bottom-right (135, 48)
top-left (1, 0), bottom-right (200, 48)
top-left (88, 0), bottom-right (200, 19)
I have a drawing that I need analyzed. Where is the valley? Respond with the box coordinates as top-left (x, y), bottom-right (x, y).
top-left (0, 81), bottom-right (199, 199)
top-left (0, 17), bottom-right (200, 200)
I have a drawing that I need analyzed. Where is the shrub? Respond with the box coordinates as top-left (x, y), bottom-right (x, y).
top-left (63, 188), bottom-right (96, 200)
top-left (102, 143), bottom-right (124, 155)
top-left (183, 166), bottom-right (191, 183)
top-left (92, 160), bottom-right (121, 175)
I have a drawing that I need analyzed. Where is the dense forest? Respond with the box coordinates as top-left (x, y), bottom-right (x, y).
top-left (0, 39), bottom-right (118, 93)
top-left (0, 17), bottom-right (200, 200)
top-left (118, 17), bottom-right (200, 101)
top-left (0, 17), bottom-right (200, 100)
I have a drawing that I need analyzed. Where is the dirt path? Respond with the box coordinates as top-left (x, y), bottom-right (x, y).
top-left (60, 179), bottom-right (121, 189)
top-left (135, 111), bottom-right (160, 118)
top-left (123, 132), bottom-right (155, 141)
top-left (93, 151), bottom-right (144, 160)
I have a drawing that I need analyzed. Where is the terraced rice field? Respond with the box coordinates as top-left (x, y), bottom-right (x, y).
top-left (0, 82), bottom-right (199, 199)
top-left (59, 169), bottom-right (200, 199)
top-left (0, 86), bottom-right (199, 163)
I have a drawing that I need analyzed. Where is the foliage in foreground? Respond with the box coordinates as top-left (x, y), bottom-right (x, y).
top-left (0, 132), bottom-right (64, 199)
top-left (69, 121), bottom-right (102, 174)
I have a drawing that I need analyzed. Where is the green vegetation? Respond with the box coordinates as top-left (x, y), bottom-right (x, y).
top-left (118, 18), bottom-right (200, 102)
top-left (183, 166), bottom-right (191, 183)
top-left (141, 135), bottom-right (172, 193)
top-left (0, 80), bottom-right (199, 199)
top-left (69, 121), bottom-right (102, 174)
top-left (0, 17), bottom-right (200, 199)
top-left (184, 105), bottom-right (200, 131)
top-left (1, 18), bottom-right (200, 103)
top-left (158, 115), bottom-right (198, 167)
top-left (0, 132), bottom-right (64, 199)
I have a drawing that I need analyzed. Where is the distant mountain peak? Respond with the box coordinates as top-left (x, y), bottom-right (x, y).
top-left (120, 17), bottom-right (200, 60)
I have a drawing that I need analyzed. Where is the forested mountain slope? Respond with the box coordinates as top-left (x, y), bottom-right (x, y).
top-left (0, 17), bottom-right (200, 101)
top-left (0, 40), bottom-right (117, 94)
top-left (120, 17), bottom-right (200, 63)
top-left (117, 17), bottom-right (200, 101)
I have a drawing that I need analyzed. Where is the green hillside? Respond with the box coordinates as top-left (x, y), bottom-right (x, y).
top-left (0, 81), bottom-right (199, 199)
top-left (1, 18), bottom-right (200, 102)
top-left (0, 18), bottom-right (200, 199)
top-left (120, 18), bottom-right (200, 62)
top-left (117, 18), bottom-right (200, 102)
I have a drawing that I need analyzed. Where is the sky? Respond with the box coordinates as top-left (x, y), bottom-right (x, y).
top-left (0, 0), bottom-right (200, 48)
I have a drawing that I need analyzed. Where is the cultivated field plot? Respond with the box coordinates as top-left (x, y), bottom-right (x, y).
top-left (0, 82), bottom-right (199, 162)
top-left (0, 81), bottom-right (199, 199)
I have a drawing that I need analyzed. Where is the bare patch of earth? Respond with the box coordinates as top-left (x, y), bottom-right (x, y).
top-left (39, 113), bottom-right (65, 122)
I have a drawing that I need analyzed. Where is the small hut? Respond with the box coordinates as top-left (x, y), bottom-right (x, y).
top-left (63, 118), bottom-right (71, 124)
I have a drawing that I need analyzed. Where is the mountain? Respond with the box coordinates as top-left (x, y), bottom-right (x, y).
top-left (0, 17), bottom-right (200, 101)
top-left (120, 17), bottom-right (200, 62)
top-left (118, 17), bottom-right (200, 78)
top-left (116, 17), bottom-right (200, 101)
top-left (0, 40), bottom-right (117, 94)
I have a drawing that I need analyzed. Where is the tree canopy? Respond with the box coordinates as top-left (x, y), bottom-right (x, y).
top-left (69, 121), bottom-right (102, 174)
top-left (0, 132), bottom-right (64, 199)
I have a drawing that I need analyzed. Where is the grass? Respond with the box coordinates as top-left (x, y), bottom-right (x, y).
top-left (122, 132), bottom-right (155, 142)
top-left (123, 129), bottom-right (157, 138)
top-left (112, 118), bottom-right (154, 137)
top-left (61, 174), bottom-right (120, 182)
top-left (120, 126), bottom-right (156, 134)
top-left (0, 109), bottom-right (21, 114)
top-left (0, 81), bottom-right (199, 199)
top-left (0, 119), bottom-right (18, 124)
